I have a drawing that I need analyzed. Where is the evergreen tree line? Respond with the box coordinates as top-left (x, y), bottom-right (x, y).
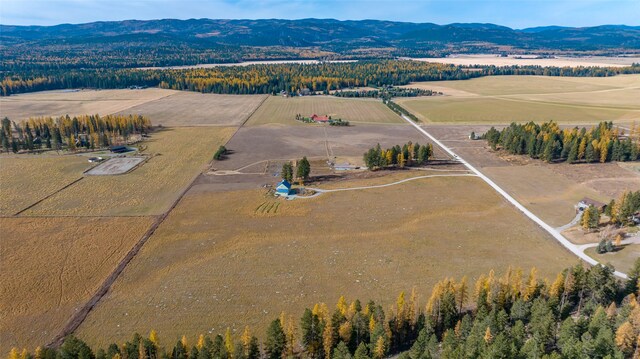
top-left (333, 87), bottom-right (438, 99)
top-left (3, 61), bottom-right (640, 96)
top-left (484, 121), bottom-right (640, 163)
top-left (363, 142), bottom-right (433, 170)
top-left (0, 114), bottom-right (151, 153)
top-left (382, 100), bottom-right (419, 123)
top-left (10, 260), bottom-right (640, 359)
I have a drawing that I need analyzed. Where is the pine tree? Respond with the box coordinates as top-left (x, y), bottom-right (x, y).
top-left (281, 162), bottom-right (293, 182)
top-left (266, 319), bottom-right (286, 359)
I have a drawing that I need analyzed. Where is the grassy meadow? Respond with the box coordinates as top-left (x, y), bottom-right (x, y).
top-left (76, 175), bottom-right (575, 348)
top-left (397, 75), bottom-right (640, 124)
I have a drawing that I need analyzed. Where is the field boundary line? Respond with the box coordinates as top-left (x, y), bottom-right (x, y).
top-left (14, 177), bottom-right (84, 216)
top-left (398, 113), bottom-right (629, 279)
top-left (238, 94), bottom-right (269, 127)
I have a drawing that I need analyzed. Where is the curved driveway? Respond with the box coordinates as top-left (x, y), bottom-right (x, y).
top-left (400, 114), bottom-right (629, 279)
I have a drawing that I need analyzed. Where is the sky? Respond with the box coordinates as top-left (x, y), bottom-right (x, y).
top-left (1, 0), bottom-right (638, 28)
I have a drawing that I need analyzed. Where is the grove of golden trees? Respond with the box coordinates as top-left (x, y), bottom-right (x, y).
top-left (0, 114), bottom-right (151, 153)
top-left (485, 121), bottom-right (640, 163)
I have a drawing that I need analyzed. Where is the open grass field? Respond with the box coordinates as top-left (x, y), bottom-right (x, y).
top-left (0, 216), bottom-right (154, 354)
top-left (585, 244), bottom-right (640, 274)
top-left (0, 155), bottom-right (90, 215)
top-left (245, 96), bottom-right (404, 126)
top-left (24, 127), bottom-right (236, 216)
top-left (75, 175), bottom-right (575, 348)
top-left (411, 55), bottom-right (640, 68)
top-left (116, 92), bottom-right (267, 127)
top-left (481, 165), bottom-right (607, 227)
top-left (0, 89), bottom-right (176, 121)
top-left (397, 75), bottom-right (640, 124)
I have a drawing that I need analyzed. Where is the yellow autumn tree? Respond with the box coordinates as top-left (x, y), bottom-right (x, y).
top-left (373, 336), bottom-right (386, 359)
top-left (323, 320), bottom-right (333, 359)
top-left (549, 272), bottom-right (564, 300)
top-left (149, 330), bottom-right (159, 347)
top-left (337, 296), bottom-right (348, 316)
top-left (197, 334), bottom-right (205, 350)
top-left (224, 328), bottom-right (234, 358)
top-left (181, 336), bottom-right (188, 353)
top-left (484, 327), bottom-right (493, 344)
top-left (615, 322), bottom-right (636, 355)
top-left (523, 267), bottom-right (538, 301)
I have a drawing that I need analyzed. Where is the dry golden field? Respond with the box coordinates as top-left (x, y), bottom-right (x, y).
top-left (481, 165), bottom-right (608, 228)
top-left (411, 55), bottom-right (640, 68)
top-left (116, 92), bottom-right (267, 127)
top-left (25, 127), bottom-right (235, 216)
top-left (0, 216), bottom-right (153, 354)
top-left (398, 75), bottom-right (640, 124)
top-left (0, 155), bottom-right (90, 215)
top-left (76, 175), bottom-right (575, 348)
top-left (246, 96), bottom-right (404, 126)
top-left (0, 89), bottom-right (177, 121)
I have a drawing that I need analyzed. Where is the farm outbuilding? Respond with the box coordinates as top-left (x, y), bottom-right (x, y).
top-left (109, 145), bottom-right (130, 153)
top-left (275, 180), bottom-right (292, 196)
top-left (575, 197), bottom-right (607, 213)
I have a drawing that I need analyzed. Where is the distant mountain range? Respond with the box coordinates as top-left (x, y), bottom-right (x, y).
top-left (1, 19), bottom-right (639, 70)
top-left (2, 19), bottom-right (639, 50)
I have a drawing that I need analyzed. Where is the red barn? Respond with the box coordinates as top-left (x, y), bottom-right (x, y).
top-left (310, 114), bottom-right (330, 123)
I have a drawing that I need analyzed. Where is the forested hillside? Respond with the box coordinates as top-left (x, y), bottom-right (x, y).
top-left (10, 261), bottom-right (640, 359)
top-left (2, 19), bottom-right (640, 70)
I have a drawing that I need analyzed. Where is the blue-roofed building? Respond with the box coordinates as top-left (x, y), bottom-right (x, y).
top-left (275, 180), bottom-right (292, 196)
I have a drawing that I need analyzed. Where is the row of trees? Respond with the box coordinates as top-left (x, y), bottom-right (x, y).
top-left (485, 121), bottom-right (640, 163)
top-left (4, 61), bottom-right (640, 96)
top-left (363, 142), bottom-right (433, 170)
top-left (333, 87), bottom-right (438, 99)
top-left (382, 100), bottom-right (419, 122)
top-left (1, 114), bottom-right (151, 153)
top-left (281, 157), bottom-right (311, 184)
top-left (10, 260), bottom-right (640, 359)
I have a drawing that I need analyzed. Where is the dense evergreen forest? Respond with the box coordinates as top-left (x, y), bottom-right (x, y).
top-left (3, 61), bottom-right (640, 96)
top-left (0, 115), bottom-right (151, 153)
top-left (10, 261), bottom-right (640, 359)
top-left (484, 121), bottom-right (640, 163)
